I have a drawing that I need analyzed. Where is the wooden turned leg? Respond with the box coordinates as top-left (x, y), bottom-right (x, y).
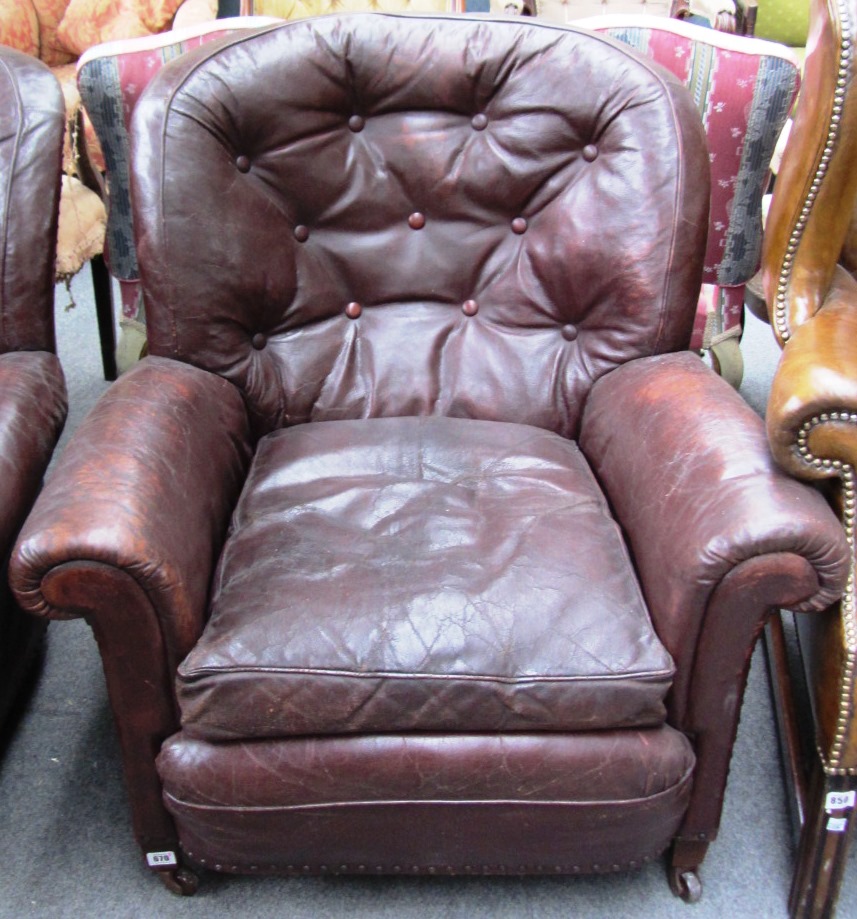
top-left (790, 767), bottom-right (857, 919)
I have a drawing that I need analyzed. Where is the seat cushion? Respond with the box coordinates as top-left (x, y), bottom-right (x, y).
top-left (177, 416), bottom-right (674, 741)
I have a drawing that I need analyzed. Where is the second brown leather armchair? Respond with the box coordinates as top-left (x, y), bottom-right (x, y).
top-left (0, 48), bottom-right (68, 728)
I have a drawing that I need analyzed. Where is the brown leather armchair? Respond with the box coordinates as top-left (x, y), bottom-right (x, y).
top-left (763, 0), bottom-right (857, 915)
top-left (9, 14), bottom-right (850, 899)
top-left (0, 49), bottom-right (69, 728)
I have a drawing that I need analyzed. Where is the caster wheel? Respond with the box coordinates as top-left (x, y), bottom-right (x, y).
top-left (158, 866), bottom-right (199, 896)
top-left (669, 867), bottom-right (703, 903)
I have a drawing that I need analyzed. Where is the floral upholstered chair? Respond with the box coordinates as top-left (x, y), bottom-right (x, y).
top-left (579, 14), bottom-right (800, 386)
top-left (76, 15), bottom-right (279, 373)
top-left (0, 0), bottom-right (216, 379)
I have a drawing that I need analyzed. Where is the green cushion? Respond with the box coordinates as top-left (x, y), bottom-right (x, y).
top-left (755, 0), bottom-right (810, 47)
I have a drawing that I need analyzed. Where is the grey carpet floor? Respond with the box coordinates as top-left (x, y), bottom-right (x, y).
top-left (1, 271), bottom-right (855, 918)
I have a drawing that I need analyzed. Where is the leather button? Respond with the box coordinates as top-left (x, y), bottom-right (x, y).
top-left (251, 332), bottom-right (267, 349)
top-left (294, 225), bottom-right (309, 242)
top-left (471, 113), bottom-right (488, 131)
top-left (236, 155), bottom-right (251, 173)
top-left (345, 301), bottom-right (362, 319)
top-left (582, 144), bottom-right (598, 162)
top-left (511, 217), bottom-right (528, 235)
top-left (408, 212), bottom-right (426, 230)
top-left (462, 299), bottom-right (478, 316)
top-left (561, 323), bottom-right (578, 341)
top-left (348, 115), bottom-right (365, 132)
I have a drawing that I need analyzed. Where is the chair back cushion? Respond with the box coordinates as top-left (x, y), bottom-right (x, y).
top-left (0, 48), bottom-right (64, 352)
top-left (131, 14), bottom-right (710, 438)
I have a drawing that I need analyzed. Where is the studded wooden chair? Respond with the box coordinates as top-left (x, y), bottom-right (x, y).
top-left (762, 0), bottom-right (857, 915)
top-left (10, 14), bottom-right (849, 900)
top-left (0, 49), bottom-right (68, 728)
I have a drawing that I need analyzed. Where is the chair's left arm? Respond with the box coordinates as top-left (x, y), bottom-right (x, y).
top-left (8, 357), bottom-right (252, 868)
top-left (578, 351), bottom-right (849, 845)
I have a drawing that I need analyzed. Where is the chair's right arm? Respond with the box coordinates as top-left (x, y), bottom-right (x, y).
top-left (8, 356), bottom-right (252, 862)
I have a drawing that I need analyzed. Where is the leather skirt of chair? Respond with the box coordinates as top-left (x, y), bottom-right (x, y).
top-left (157, 728), bottom-right (695, 875)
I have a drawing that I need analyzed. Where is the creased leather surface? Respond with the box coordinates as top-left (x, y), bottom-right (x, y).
top-left (178, 416), bottom-right (673, 740)
top-left (0, 351), bottom-right (66, 556)
top-left (158, 729), bottom-right (694, 873)
top-left (131, 14), bottom-right (709, 439)
top-left (11, 357), bottom-right (252, 670)
top-left (580, 352), bottom-right (849, 720)
top-left (0, 50), bottom-right (63, 353)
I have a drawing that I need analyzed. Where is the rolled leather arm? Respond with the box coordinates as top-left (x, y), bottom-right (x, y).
top-left (10, 356), bottom-right (252, 671)
top-left (767, 266), bottom-right (857, 481)
top-left (579, 352), bottom-right (849, 726)
top-left (0, 351), bottom-right (66, 553)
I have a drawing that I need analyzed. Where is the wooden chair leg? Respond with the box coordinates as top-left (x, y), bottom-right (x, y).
top-left (90, 253), bottom-right (117, 381)
top-left (765, 613), bottom-right (857, 919)
top-left (789, 767), bottom-right (857, 919)
top-left (765, 614), bottom-right (810, 834)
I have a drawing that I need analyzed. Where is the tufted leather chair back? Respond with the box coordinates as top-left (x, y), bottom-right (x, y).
top-left (0, 48), bottom-right (64, 354)
top-left (131, 15), bottom-right (710, 439)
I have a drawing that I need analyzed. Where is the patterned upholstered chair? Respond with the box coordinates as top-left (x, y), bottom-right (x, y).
top-left (578, 14), bottom-right (800, 386)
top-left (77, 16), bottom-right (279, 374)
top-left (11, 14), bottom-right (849, 899)
top-left (0, 0), bottom-right (218, 381)
top-left (0, 49), bottom-right (68, 728)
top-left (763, 0), bottom-right (857, 915)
